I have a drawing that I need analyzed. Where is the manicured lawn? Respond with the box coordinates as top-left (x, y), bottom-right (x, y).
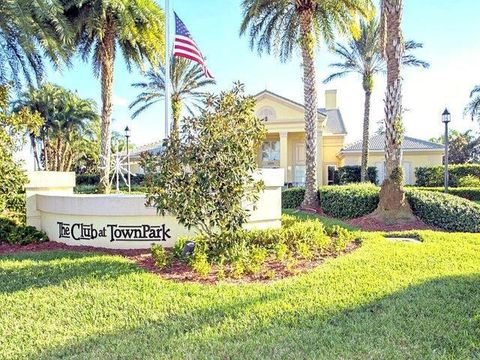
top-left (282, 209), bottom-right (359, 231)
top-left (1, 232), bottom-right (479, 359)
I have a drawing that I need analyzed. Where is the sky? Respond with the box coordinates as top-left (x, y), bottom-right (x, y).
top-left (44, 0), bottom-right (480, 149)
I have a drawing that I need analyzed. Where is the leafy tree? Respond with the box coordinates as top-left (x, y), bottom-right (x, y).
top-left (61, 0), bottom-right (165, 193)
top-left (14, 84), bottom-right (99, 171)
top-left (0, 85), bottom-right (42, 213)
top-left (130, 56), bottom-right (216, 136)
top-left (430, 130), bottom-right (480, 164)
top-left (372, 0), bottom-right (416, 222)
top-left (142, 83), bottom-right (266, 237)
top-left (240, 0), bottom-right (373, 209)
top-left (324, 18), bottom-right (429, 182)
top-left (0, 0), bottom-right (71, 89)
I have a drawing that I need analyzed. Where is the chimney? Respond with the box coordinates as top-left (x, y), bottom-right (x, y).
top-left (325, 90), bottom-right (337, 110)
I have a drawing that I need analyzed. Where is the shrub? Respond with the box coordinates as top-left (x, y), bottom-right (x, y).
top-left (282, 187), bottom-right (305, 209)
top-left (5, 193), bottom-right (25, 214)
top-left (151, 244), bottom-right (170, 269)
top-left (334, 166), bottom-right (378, 185)
top-left (411, 187), bottom-right (480, 202)
top-left (457, 175), bottom-right (480, 187)
top-left (319, 184), bottom-right (379, 219)
top-left (415, 164), bottom-right (480, 187)
top-left (0, 217), bottom-right (48, 245)
top-left (191, 252), bottom-right (211, 278)
top-left (406, 190), bottom-right (480, 232)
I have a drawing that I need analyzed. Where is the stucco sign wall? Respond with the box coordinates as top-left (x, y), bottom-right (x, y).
top-left (26, 170), bottom-right (284, 249)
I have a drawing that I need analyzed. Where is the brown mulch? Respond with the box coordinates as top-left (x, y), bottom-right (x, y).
top-left (347, 216), bottom-right (434, 232)
top-left (0, 240), bottom-right (361, 284)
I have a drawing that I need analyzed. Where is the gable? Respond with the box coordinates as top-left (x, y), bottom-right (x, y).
top-left (255, 94), bottom-right (306, 122)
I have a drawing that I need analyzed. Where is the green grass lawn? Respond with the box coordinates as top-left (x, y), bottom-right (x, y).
top-left (282, 209), bottom-right (359, 231)
top-left (1, 231), bottom-right (479, 359)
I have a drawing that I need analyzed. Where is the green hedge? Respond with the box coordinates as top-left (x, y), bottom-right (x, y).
top-left (282, 184), bottom-right (379, 219)
top-left (282, 185), bottom-right (480, 232)
top-left (334, 166), bottom-right (378, 185)
top-left (415, 164), bottom-right (480, 187)
top-left (76, 173), bottom-right (145, 186)
top-left (319, 184), bottom-right (379, 219)
top-left (412, 187), bottom-right (480, 201)
top-left (406, 190), bottom-right (480, 232)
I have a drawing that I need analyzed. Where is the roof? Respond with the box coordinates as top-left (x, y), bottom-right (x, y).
top-left (122, 140), bottom-right (164, 158)
top-left (341, 134), bottom-right (445, 153)
top-left (254, 90), bottom-right (347, 135)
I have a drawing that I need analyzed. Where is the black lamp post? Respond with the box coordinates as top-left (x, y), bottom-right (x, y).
top-left (124, 126), bottom-right (131, 193)
top-left (442, 109), bottom-right (451, 193)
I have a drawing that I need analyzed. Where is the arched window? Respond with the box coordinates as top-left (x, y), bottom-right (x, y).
top-left (257, 106), bottom-right (276, 121)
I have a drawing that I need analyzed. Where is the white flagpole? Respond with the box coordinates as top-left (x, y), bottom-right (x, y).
top-left (164, 0), bottom-right (171, 138)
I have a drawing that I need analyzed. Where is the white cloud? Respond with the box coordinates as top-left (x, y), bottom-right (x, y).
top-left (112, 95), bottom-right (128, 108)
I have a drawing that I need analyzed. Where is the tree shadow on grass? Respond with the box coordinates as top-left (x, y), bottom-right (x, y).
top-left (35, 274), bottom-right (480, 360)
top-left (0, 251), bottom-right (142, 293)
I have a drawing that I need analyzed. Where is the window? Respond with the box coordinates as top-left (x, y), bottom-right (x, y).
top-left (257, 106), bottom-right (277, 121)
top-left (327, 165), bottom-right (337, 185)
top-left (261, 140), bottom-right (280, 167)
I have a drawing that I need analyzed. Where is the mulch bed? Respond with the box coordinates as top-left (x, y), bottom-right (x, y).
top-left (346, 216), bottom-right (434, 232)
top-left (0, 240), bottom-right (361, 284)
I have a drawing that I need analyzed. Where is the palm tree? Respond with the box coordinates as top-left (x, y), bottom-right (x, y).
top-left (375, 0), bottom-right (414, 221)
top-left (465, 86), bottom-right (480, 122)
top-left (14, 83), bottom-right (98, 171)
top-left (61, 0), bottom-right (165, 193)
top-left (324, 18), bottom-right (429, 182)
top-left (240, 0), bottom-right (373, 208)
top-left (0, 0), bottom-right (71, 89)
top-left (130, 56), bottom-right (215, 135)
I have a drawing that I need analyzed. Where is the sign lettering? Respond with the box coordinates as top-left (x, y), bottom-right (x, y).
top-left (57, 222), bottom-right (171, 242)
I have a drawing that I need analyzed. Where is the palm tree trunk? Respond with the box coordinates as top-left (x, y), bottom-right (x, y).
top-left (299, 8), bottom-right (319, 209)
top-left (30, 133), bottom-right (41, 170)
top-left (55, 137), bottom-right (61, 171)
top-left (171, 97), bottom-right (181, 138)
top-left (98, 18), bottom-right (115, 194)
top-left (376, 0), bottom-right (414, 221)
top-left (360, 88), bottom-right (372, 182)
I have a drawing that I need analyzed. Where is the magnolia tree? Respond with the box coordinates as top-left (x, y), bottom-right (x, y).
top-left (142, 83), bottom-right (266, 237)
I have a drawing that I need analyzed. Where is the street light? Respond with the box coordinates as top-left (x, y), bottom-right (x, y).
top-left (442, 108), bottom-right (451, 193)
top-left (124, 125), bottom-right (131, 193)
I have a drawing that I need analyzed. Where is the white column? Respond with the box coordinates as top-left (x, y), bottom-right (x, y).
top-left (279, 132), bottom-right (288, 183)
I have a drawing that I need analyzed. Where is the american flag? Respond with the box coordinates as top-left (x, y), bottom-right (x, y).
top-left (173, 12), bottom-right (214, 79)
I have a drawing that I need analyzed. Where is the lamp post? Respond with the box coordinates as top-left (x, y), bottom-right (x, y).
top-left (124, 126), bottom-right (131, 193)
top-left (442, 109), bottom-right (451, 193)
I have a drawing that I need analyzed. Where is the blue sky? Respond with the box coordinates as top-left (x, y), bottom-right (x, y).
top-left (45, 0), bottom-right (480, 147)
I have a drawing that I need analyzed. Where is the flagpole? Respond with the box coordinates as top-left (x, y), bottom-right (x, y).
top-left (164, 0), bottom-right (170, 138)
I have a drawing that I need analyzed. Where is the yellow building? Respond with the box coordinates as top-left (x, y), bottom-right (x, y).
top-left (255, 89), bottom-right (444, 186)
top-left (255, 89), bottom-right (346, 186)
top-left (339, 135), bottom-right (444, 185)
top-left (129, 89), bottom-right (444, 186)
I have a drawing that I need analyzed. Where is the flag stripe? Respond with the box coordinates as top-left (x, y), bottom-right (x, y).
top-left (173, 12), bottom-right (214, 79)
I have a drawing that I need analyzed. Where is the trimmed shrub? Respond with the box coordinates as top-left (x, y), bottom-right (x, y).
top-left (76, 173), bottom-right (145, 186)
top-left (415, 164), bottom-right (480, 187)
top-left (458, 175), bottom-right (480, 187)
top-left (151, 244), bottom-right (170, 269)
top-left (319, 184), bottom-right (379, 219)
top-left (5, 193), bottom-right (26, 214)
top-left (412, 187), bottom-right (480, 202)
top-left (334, 166), bottom-right (378, 185)
top-left (406, 190), bottom-right (480, 232)
top-left (0, 217), bottom-right (48, 245)
top-left (282, 187), bottom-right (305, 209)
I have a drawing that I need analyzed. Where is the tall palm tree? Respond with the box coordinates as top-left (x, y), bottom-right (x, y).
top-left (129, 56), bottom-right (215, 136)
top-left (61, 0), bottom-right (165, 193)
top-left (240, 0), bottom-right (373, 208)
top-left (324, 18), bottom-right (429, 182)
top-left (465, 86), bottom-right (480, 122)
top-left (375, 0), bottom-right (414, 221)
top-left (14, 83), bottom-right (98, 171)
top-left (0, 0), bottom-right (71, 89)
